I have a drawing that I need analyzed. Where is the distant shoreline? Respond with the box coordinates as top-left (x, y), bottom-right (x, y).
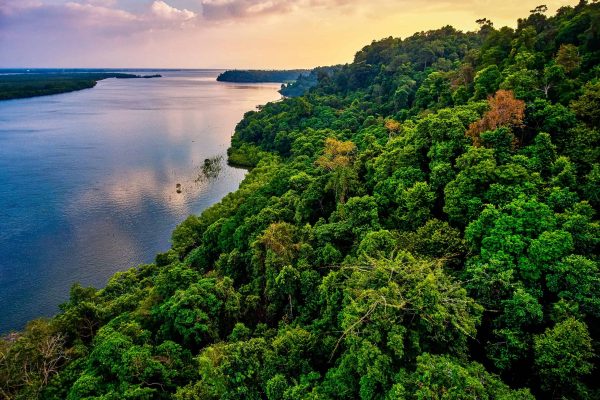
top-left (0, 72), bottom-right (161, 101)
top-left (216, 69), bottom-right (309, 83)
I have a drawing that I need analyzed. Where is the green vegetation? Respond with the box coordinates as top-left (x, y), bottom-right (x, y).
top-left (0, 73), bottom-right (160, 100)
top-left (216, 70), bottom-right (309, 83)
top-left (2, 2), bottom-right (600, 399)
top-left (216, 67), bottom-right (339, 97)
top-left (279, 66), bottom-right (340, 97)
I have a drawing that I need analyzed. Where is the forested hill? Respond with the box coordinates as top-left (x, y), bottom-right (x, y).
top-left (279, 66), bottom-right (341, 97)
top-left (216, 69), bottom-right (309, 83)
top-left (2, 2), bottom-right (600, 399)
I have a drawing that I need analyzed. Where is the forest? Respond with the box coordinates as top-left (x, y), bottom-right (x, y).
top-left (279, 67), bottom-right (340, 97)
top-left (1, 2), bottom-right (599, 399)
top-left (216, 70), bottom-right (310, 83)
top-left (216, 67), bottom-right (337, 97)
top-left (0, 72), bottom-right (160, 100)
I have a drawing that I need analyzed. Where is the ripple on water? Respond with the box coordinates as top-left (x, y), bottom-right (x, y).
top-left (0, 70), bottom-right (281, 333)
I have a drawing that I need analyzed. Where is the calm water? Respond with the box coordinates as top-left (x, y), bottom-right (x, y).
top-left (0, 70), bottom-right (281, 332)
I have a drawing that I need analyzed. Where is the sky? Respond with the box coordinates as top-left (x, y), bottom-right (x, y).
top-left (0, 0), bottom-right (578, 69)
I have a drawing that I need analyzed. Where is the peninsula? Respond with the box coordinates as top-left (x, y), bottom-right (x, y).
top-left (0, 71), bottom-right (162, 100)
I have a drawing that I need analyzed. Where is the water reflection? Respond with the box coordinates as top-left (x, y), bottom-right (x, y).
top-left (0, 71), bottom-right (281, 332)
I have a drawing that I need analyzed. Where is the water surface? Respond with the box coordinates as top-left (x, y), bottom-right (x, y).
top-left (0, 70), bottom-right (281, 332)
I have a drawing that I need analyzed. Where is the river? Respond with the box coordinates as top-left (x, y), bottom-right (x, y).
top-left (0, 70), bottom-right (281, 332)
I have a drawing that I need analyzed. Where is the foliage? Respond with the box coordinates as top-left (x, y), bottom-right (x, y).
top-left (466, 90), bottom-right (525, 147)
top-left (2, 3), bottom-right (600, 399)
top-left (216, 70), bottom-right (309, 83)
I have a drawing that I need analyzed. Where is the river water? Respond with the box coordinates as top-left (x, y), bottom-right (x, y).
top-left (0, 70), bottom-right (281, 332)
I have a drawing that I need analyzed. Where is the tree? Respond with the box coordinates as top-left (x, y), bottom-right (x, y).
top-left (316, 138), bottom-right (358, 203)
top-left (555, 44), bottom-right (581, 74)
top-left (546, 255), bottom-right (600, 317)
top-left (444, 147), bottom-right (497, 225)
top-left (571, 81), bottom-right (600, 129)
top-left (476, 18), bottom-right (495, 37)
top-left (6, 3), bottom-right (600, 399)
top-left (155, 278), bottom-right (241, 346)
top-left (357, 230), bottom-right (397, 259)
top-left (500, 69), bottom-right (539, 101)
top-left (466, 90), bottom-right (525, 147)
top-left (530, 5), bottom-right (548, 14)
top-left (540, 64), bottom-right (566, 99)
top-left (414, 71), bottom-right (453, 109)
top-left (257, 222), bottom-right (299, 265)
top-left (384, 118), bottom-right (401, 139)
top-left (534, 318), bottom-right (594, 396)
top-left (399, 353), bottom-right (535, 399)
top-left (0, 320), bottom-right (68, 400)
top-left (395, 181), bottom-right (436, 229)
top-left (473, 65), bottom-right (503, 100)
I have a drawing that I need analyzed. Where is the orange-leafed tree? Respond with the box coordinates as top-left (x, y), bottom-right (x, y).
top-left (384, 118), bottom-right (402, 139)
top-left (466, 89), bottom-right (525, 147)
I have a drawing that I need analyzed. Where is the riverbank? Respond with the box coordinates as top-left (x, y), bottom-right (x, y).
top-left (0, 70), bottom-right (280, 333)
top-left (216, 69), bottom-right (308, 83)
top-left (0, 72), bottom-right (161, 100)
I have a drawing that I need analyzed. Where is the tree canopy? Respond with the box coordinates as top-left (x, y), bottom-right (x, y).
top-left (2, 2), bottom-right (600, 399)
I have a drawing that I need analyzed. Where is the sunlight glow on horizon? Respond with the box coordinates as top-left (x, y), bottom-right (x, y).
top-left (0, 0), bottom-right (578, 69)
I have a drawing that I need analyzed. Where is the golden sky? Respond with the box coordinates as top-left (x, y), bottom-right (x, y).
top-left (0, 0), bottom-right (579, 68)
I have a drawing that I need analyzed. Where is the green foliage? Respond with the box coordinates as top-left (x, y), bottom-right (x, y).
top-left (216, 69), bottom-right (309, 83)
top-left (399, 353), bottom-right (535, 399)
top-left (534, 318), bottom-right (595, 396)
top-left (571, 81), bottom-right (600, 128)
top-left (154, 277), bottom-right (241, 346)
top-left (473, 65), bottom-right (503, 99)
top-left (0, 319), bottom-right (68, 400)
top-left (4, 3), bottom-right (600, 399)
top-left (227, 144), bottom-right (270, 168)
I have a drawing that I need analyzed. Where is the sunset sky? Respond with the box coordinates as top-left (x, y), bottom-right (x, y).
top-left (0, 0), bottom-right (578, 69)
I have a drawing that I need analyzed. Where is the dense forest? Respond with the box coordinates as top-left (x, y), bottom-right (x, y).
top-left (0, 73), bottom-right (160, 100)
top-left (2, 2), bottom-right (600, 399)
top-left (216, 67), bottom-right (337, 98)
top-left (279, 67), bottom-right (340, 97)
top-left (217, 70), bottom-right (309, 83)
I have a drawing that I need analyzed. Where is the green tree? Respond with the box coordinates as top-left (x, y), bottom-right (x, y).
top-left (473, 65), bottom-right (503, 99)
top-left (555, 43), bottom-right (581, 74)
top-left (534, 318), bottom-right (595, 396)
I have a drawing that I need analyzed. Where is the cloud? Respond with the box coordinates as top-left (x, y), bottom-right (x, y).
top-left (0, 0), bottom-right (202, 38)
top-left (86, 0), bottom-right (118, 6)
top-left (0, 1), bottom-right (41, 17)
top-left (151, 1), bottom-right (196, 21)
top-left (195, 0), bottom-right (419, 21)
top-left (65, 2), bottom-right (140, 25)
top-left (199, 0), bottom-right (294, 20)
top-left (0, 0), bottom-right (578, 68)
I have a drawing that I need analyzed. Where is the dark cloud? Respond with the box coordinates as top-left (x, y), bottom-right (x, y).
top-left (200, 0), bottom-right (295, 20)
top-left (198, 0), bottom-right (379, 20)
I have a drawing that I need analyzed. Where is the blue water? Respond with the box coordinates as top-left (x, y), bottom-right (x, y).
top-left (0, 70), bottom-right (281, 332)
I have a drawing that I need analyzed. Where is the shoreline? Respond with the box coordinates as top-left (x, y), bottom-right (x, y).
top-left (0, 73), bottom-right (161, 101)
top-left (0, 70), bottom-right (280, 334)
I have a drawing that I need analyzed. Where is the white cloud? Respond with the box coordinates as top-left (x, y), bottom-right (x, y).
top-left (151, 1), bottom-right (196, 21)
top-left (65, 2), bottom-right (139, 24)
